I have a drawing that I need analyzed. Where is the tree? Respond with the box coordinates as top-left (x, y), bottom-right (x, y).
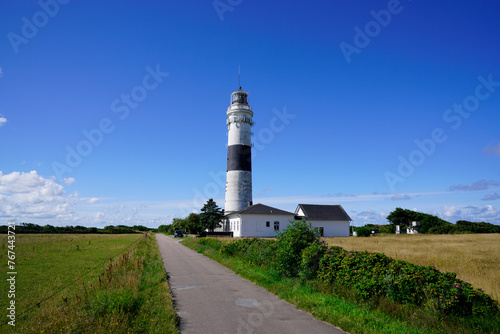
top-left (199, 199), bottom-right (224, 232)
top-left (171, 218), bottom-right (187, 232)
top-left (386, 207), bottom-right (417, 229)
top-left (185, 212), bottom-right (202, 234)
top-left (455, 220), bottom-right (500, 234)
top-left (157, 224), bottom-right (171, 233)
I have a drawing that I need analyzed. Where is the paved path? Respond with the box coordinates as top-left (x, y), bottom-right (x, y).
top-left (156, 234), bottom-right (345, 334)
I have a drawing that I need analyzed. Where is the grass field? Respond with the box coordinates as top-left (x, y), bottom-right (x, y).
top-left (0, 233), bottom-right (179, 333)
top-left (323, 233), bottom-right (500, 302)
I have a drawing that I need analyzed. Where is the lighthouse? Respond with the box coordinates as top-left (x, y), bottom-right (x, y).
top-left (224, 87), bottom-right (254, 214)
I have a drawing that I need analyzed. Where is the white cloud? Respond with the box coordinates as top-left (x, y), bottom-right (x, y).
top-left (87, 197), bottom-right (100, 204)
top-left (464, 205), bottom-right (500, 221)
top-left (64, 177), bottom-right (75, 185)
top-left (350, 209), bottom-right (389, 226)
top-left (0, 117), bottom-right (6, 127)
top-left (0, 170), bottom-right (76, 222)
top-left (483, 142), bottom-right (500, 156)
top-left (442, 205), bottom-right (462, 218)
top-left (432, 205), bottom-right (500, 224)
top-left (449, 179), bottom-right (500, 192)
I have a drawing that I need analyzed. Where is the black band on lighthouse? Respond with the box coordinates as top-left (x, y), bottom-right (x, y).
top-left (227, 145), bottom-right (252, 172)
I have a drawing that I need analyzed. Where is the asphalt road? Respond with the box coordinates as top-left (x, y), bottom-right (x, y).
top-left (156, 234), bottom-right (346, 334)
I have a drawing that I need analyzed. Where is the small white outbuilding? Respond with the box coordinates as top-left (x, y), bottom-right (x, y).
top-left (223, 203), bottom-right (351, 238)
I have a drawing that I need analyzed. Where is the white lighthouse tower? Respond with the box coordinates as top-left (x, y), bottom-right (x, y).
top-left (224, 87), bottom-right (254, 214)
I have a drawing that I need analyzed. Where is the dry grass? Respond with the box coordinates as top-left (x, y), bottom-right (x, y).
top-left (323, 233), bottom-right (500, 302)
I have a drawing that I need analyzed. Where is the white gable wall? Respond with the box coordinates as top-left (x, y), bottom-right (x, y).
top-left (306, 220), bottom-right (350, 237)
top-left (227, 214), bottom-right (295, 237)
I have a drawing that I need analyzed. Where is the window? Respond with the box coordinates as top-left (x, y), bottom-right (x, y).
top-left (266, 221), bottom-right (270, 227)
top-left (317, 227), bottom-right (324, 237)
top-left (274, 221), bottom-right (279, 231)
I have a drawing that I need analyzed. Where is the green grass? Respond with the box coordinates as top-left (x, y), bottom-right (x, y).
top-left (1, 234), bottom-right (140, 313)
top-left (182, 238), bottom-right (499, 334)
top-left (0, 233), bottom-right (179, 333)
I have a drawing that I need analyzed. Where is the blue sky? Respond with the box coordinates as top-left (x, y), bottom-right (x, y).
top-left (1, 0), bottom-right (499, 227)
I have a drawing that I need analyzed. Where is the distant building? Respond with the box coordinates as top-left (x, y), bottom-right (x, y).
top-left (396, 221), bottom-right (421, 235)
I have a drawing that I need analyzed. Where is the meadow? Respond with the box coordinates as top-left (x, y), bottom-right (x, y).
top-left (0, 233), bottom-right (179, 333)
top-left (323, 233), bottom-right (500, 302)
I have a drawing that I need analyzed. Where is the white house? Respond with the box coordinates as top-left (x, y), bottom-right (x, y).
top-left (223, 203), bottom-right (351, 238)
top-left (294, 204), bottom-right (351, 237)
top-left (223, 204), bottom-right (295, 238)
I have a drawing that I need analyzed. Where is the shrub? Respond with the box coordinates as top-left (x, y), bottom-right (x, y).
top-left (427, 224), bottom-right (456, 234)
top-left (220, 238), bottom-right (277, 267)
top-left (355, 226), bottom-right (372, 237)
top-left (197, 238), bottom-right (223, 250)
top-left (299, 242), bottom-right (328, 280)
top-left (274, 219), bottom-right (321, 277)
top-left (317, 246), bottom-right (499, 316)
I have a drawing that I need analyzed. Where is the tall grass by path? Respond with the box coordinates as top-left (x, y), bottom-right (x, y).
top-left (0, 233), bottom-right (140, 316)
top-left (0, 233), bottom-right (179, 333)
top-left (324, 233), bottom-right (500, 302)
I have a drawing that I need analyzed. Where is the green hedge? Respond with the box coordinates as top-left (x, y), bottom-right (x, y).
top-left (220, 238), bottom-right (276, 266)
top-left (317, 247), bottom-right (498, 316)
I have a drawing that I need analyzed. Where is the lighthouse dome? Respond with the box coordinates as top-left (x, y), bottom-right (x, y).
top-left (231, 87), bottom-right (249, 105)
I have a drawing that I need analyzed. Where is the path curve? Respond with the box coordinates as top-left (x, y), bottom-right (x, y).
top-left (156, 234), bottom-right (345, 334)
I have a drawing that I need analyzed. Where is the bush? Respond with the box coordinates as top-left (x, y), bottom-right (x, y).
top-left (317, 246), bottom-right (499, 316)
top-left (379, 224), bottom-right (396, 234)
top-left (197, 238), bottom-right (223, 250)
top-left (220, 238), bottom-right (276, 267)
top-left (427, 224), bottom-right (456, 234)
top-left (355, 226), bottom-right (372, 237)
top-left (274, 219), bottom-right (321, 277)
top-left (299, 242), bottom-right (328, 280)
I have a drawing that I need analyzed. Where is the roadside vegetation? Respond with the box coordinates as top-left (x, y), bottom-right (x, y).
top-left (182, 221), bottom-right (499, 334)
top-left (0, 233), bottom-right (179, 333)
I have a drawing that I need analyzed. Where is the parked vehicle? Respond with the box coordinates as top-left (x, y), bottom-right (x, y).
top-left (174, 230), bottom-right (184, 238)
